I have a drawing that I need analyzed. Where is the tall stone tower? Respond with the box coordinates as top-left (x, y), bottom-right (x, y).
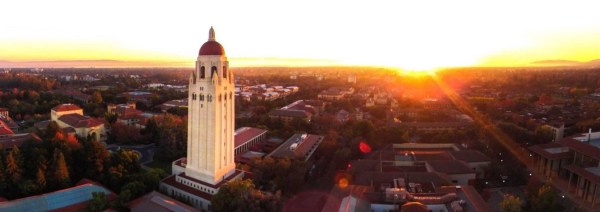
top-left (185, 26), bottom-right (236, 185)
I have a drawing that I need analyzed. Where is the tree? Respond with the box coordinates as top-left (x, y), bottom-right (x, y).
top-left (121, 181), bottom-right (146, 199)
top-left (36, 166), bottom-right (46, 188)
top-left (87, 192), bottom-right (109, 212)
top-left (91, 91), bottom-right (103, 104)
top-left (5, 146), bottom-right (23, 184)
top-left (211, 179), bottom-right (281, 212)
top-left (499, 194), bottom-right (521, 212)
top-left (104, 112), bottom-right (118, 125)
top-left (0, 156), bottom-right (6, 190)
top-left (529, 183), bottom-right (564, 212)
top-left (52, 150), bottom-right (70, 188)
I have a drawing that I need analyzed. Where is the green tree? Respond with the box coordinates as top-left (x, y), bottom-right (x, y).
top-left (212, 179), bottom-right (282, 212)
top-left (530, 183), bottom-right (564, 212)
top-left (142, 168), bottom-right (166, 191)
top-left (121, 181), bottom-right (146, 198)
top-left (87, 192), bottom-right (109, 212)
top-left (499, 194), bottom-right (521, 212)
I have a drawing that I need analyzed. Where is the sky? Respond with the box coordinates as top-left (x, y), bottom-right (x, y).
top-left (1, 0), bottom-right (600, 70)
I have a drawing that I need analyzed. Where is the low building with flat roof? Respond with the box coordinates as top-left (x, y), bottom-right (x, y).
top-left (268, 133), bottom-right (324, 161)
top-left (128, 191), bottom-right (198, 212)
top-left (529, 130), bottom-right (600, 208)
top-left (0, 179), bottom-right (115, 211)
top-left (234, 127), bottom-right (267, 155)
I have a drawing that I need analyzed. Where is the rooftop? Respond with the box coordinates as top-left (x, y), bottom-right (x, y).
top-left (426, 160), bottom-right (475, 175)
top-left (0, 179), bottom-right (114, 212)
top-left (58, 114), bottom-right (103, 128)
top-left (234, 127), bottom-right (267, 148)
top-left (52, 104), bottom-right (82, 112)
top-left (448, 150), bottom-right (491, 163)
top-left (128, 191), bottom-right (199, 212)
top-left (269, 133), bottom-right (323, 160)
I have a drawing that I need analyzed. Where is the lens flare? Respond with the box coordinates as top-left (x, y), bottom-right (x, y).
top-left (359, 141), bottom-right (372, 153)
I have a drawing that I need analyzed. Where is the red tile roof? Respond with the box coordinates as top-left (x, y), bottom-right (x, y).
top-left (234, 127), bottom-right (267, 148)
top-left (58, 114), bottom-right (103, 128)
top-left (0, 119), bottom-right (14, 135)
top-left (52, 104), bottom-right (82, 112)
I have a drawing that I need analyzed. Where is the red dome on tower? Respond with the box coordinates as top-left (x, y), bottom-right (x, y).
top-left (198, 27), bottom-right (226, 56)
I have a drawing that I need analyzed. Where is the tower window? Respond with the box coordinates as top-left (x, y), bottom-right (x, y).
top-left (200, 66), bottom-right (205, 79)
top-left (223, 66), bottom-right (227, 78)
top-left (211, 66), bottom-right (217, 78)
top-left (219, 95), bottom-right (221, 102)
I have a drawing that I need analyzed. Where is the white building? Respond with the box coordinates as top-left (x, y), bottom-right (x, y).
top-left (50, 104), bottom-right (107, 142)
top-left (160, 27), bottom-right (243, 211)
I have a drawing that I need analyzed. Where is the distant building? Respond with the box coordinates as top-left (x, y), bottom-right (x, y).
top-left (268, 133), bottom-right (324, 161)
top-left (51, 104), bottom-right (107, 142)
top-left (318, 87), bottom-right (354, 101)
top-left (0, 108), bottom-right (18, 133)
top-left (348, 75), bottom-right (357, 83)
top-left (542, 122), bottom-right (565, 142)
top-left (52, 89), bottom-right (92, 104)
top-left (120, 91), bottom-right (154, 106)
top-left (159, 99), bottom-right (189, 112)
top-left (268, 100), bottom-right (324, 123)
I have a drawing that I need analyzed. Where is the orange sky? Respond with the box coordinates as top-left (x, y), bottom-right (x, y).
top-left (1, 0), bottom-right (600, 71)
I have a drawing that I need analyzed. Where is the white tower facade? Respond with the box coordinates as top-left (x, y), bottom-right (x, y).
top-left (185, 27), bottom-right (236, 185)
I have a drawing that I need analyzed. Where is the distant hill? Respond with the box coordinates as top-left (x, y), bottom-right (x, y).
top-left (530, 59), bottom-right (600, 67)
top-left (530, 60), bottom-right (583, 66)
top-left (0, 60), bottom-right (188, 68)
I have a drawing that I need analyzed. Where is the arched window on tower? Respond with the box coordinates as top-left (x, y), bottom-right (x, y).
top-left (229, 92), bottom-right (232, 100)
top-left (219, 94), bottom-right (221, 102)
top-left (200, 94), bottom-right (204, 101)
top-left (211, 66), bottom-right (217, 78)
top-left (200, 66), bottom-right (205, 79)
top-left (223, 66), bottom-right (227, 78)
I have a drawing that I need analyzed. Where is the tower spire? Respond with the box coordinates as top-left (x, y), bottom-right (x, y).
top-left (208, 26), bottom-right (216, 41)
